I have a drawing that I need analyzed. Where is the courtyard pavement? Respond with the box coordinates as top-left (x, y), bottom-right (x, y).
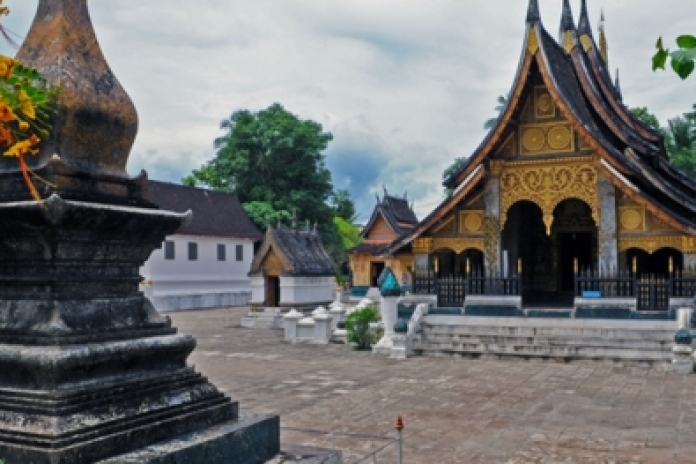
top-left (170, 307), bottom-right (696, 464)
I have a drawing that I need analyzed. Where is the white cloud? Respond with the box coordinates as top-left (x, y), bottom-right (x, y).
top-left (2, 0), bottom-right (694, 221)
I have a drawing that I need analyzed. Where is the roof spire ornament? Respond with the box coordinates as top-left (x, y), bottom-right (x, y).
top-left (577, 0), bottom-right (593, 52)
top-left (291, 208), bottom-right (298, 230)
top-left (598, 9), bottom-right (609, 66)
top-left (559, 0), bottom-right (577, 53)
top-left (526, 0), bottom-right (541, 23)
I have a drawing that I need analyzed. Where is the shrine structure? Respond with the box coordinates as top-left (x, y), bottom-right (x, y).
top-left (364, 0), bottom-right (696, 314)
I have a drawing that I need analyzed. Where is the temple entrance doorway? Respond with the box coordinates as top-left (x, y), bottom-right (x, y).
top-left (265, 276), bottom-right (280, 307)
top-left (502, 199), bottom-right (597, 306)
top-left (370, 262), bottom-right (385, 287)
top-left (431, 248), bottom-right (485, 276)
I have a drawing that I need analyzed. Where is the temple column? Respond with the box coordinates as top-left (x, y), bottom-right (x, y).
top-left (484, 178), bottom-right (502, 274)
top-left (684, 253), bottom-right (696, 270)
top-left (597, 174), bottom-right (618, 271)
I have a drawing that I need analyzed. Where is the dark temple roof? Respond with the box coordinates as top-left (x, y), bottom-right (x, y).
top-left (249, 224), bottom-right (335, 277)
top-left (147, 181), bottom-right (263, 240)
top-left (361, 192), bottom-right (419, 239)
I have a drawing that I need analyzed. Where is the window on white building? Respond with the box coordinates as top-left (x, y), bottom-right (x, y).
top-left (235, 244), bottom-right (243, 262)
top-left (164, 241), bottom-right (175, 260)
top-left (188, 242), bottom-right (198, 261)
top-left (217, 244), bottom-right (226, 261)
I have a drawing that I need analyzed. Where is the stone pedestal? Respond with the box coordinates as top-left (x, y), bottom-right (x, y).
top-left (283, 309), bottom-right (304, 342)
top-left (673, 345), bottom-right (694, 374)
top-left (391, 334), bottom-right (408, 359)
top-left (0, 1), bottom-right (280, 462)
top-left (313, 313), bottom-right (333, 344)
top-left (373, 296), bottom-right (398, 355)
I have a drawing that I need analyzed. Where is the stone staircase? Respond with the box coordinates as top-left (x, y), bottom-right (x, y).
top-left (412, 315), bottom-right (677, 369)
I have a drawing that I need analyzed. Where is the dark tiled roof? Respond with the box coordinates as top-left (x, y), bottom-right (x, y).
top-left (362, 194), bottom-right (419, 239)
top-left (348, 242), bottom-right (390, 255)
top-left (147, 181), bottom-right (263, 241)
top-left (249, 225), bottom-right (335, 277)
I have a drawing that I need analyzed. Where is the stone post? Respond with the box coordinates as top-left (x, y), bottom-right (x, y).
top-left (313, 313), bottom-right (333, 344)
top-left (283, 309), bottom-right (303, 343)
top-left (328, 303), bottom-right (346, 331)
top-left (597, 174), bottom-right (618, 271)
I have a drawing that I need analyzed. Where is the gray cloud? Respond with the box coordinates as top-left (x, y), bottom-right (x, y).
top-left (2, 0), bottom-right (694, 224)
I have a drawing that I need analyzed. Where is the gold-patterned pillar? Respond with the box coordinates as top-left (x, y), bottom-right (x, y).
top-left (484, 177), bottom-right (501, 274)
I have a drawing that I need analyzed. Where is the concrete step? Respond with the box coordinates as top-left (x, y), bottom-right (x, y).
top-left (412, 314), bottom-right (678, 367)
top-left (418, 333), bottom-right (673, 352)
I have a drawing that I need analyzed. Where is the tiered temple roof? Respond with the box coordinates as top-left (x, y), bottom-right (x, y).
top-left (385, 0), bottom-right (696, 255)
top-left (350, 190), bottom-right (418, 255)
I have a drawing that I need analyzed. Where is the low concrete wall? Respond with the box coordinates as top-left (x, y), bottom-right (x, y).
top-left (147, 291), bottom-right (251, 312)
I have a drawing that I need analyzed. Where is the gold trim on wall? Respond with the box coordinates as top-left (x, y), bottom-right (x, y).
top-left (459, 210), bottom-right (484, 233)
top-left (534, 87), bottom-right (555, 119)
top-left (519, 122), bottom-right (575, 155)
top-left (432, 215), bottom-right (456, 234)
top-left (618, 205), bottom-right (646, 232)
top-left (618, 235), bottom-right (696, 254)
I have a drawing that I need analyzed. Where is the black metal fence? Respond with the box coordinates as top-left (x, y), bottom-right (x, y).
top-left (413, 269), bottom-right (522, 308)
top-left (574, 267), bottom-right (696, 312)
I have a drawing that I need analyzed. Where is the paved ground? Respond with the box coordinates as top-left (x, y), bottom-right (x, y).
top-left (170, 307), bottom-right (696, 464)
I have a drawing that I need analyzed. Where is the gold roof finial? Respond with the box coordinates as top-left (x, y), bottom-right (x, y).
top-left (598, 9), bottom-right (609, 66)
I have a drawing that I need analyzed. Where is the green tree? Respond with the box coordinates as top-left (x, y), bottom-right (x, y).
top-left (442, 156), bottom-right (467, 197)
top-left (329, 189), bottom-right (357, 222)
top-left (483, 95), bottom-right (508, 130)
top-left (631, 106), bottom-right (696, 177)
top-left (653, 35), bottom-right (696, 80)
top-left (183, 103), bottom-right (346, 266)
top-left (345, 306), bottom-right (381, 350)
top-left (333, 216), bottom-right (362, 250)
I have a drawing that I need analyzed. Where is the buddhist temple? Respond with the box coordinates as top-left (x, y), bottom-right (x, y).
top-left (358, 0), bottom-right (696, 313)
top-left (348, 189), bottom-right (418, 296)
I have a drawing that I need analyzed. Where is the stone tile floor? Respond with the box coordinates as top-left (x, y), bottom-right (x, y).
top-left (170, 307), bottom-right (696, 463)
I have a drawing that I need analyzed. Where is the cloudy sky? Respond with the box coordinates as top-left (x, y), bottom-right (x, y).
top-left (2, 1), bottom-right (694, 220)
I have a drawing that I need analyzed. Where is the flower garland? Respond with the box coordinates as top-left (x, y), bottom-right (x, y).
top-left (0, 1), bottom-right (58, 203)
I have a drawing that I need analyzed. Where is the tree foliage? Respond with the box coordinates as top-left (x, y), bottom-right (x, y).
top-left (183, 103), bottom-right (351, 267)
top-left (483, 95), bottom-right (508, 130)
top-left (334, 216), bottom-right (362, 250)
top-left (631, 106), bottom-right (696, 177)
top-left (653, 35), bottom-right (696, 80)
top-left (442, 156), bottom-right (467, 197)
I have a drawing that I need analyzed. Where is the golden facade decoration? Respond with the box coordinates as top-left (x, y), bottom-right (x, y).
top-left (562, 30), bottom-right (576, 54)
top-left (496, 133), bottom-right (516, 157)
top-left (413, 237), bottom-right (434, 254)
top-left (520, 122), bottom-right (575, 155)
top-left (499, 158), bottom-right (599, 235)
top-left (527, 29), bottom-right (539, 54)
top-left (618, 205), bottom-right (645, 232)
top-left (618, 236), bottom-right (696, 255)
top-left (484, 215), bottom-right (500, 271)
top-left (579, 34), bottom-right (593, 52)
top-left (535, 87), bottom-right (555, 119)
top-left (460, 210), bottom-right (484, 233)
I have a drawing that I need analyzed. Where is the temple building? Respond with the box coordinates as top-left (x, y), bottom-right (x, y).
top-left (360, 0), bottom-right (696, 311)
top-left (348, 190), bottom-right (418, 296)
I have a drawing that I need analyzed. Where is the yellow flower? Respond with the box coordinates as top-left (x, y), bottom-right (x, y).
top-left (0, 55), bottom-right (14, 79)
top-left (4, 134), bottom-right (40, 158)
top-left (0, 104), bottom-right (15, 122)
top-left (18, 90), bottom-right (35, 120)
top-left (18, 120), bottom-right (29, 132)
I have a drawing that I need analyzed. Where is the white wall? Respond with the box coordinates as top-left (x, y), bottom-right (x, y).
top-left (280, 276), bottom-right (335, 306)
top-left (140, 234), bottom-right (255, 309)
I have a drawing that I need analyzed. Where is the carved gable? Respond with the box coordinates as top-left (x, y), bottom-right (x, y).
top-left (366, 215), bottom-right (397, 242)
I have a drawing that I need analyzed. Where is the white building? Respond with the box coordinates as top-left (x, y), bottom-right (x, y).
top-left (140, 181), bottom-right (263, 311)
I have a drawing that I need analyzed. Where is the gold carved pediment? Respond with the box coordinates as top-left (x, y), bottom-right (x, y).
top-left (519, 122), bottom-right (575, 155)
top-left (618, 205), bottom-right (646, 232)
top-left (499, 157), bottom-right (599, 235)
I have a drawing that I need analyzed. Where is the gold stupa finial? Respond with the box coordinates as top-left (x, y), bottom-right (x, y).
top-left (598, 9), bottom-right (609, 66)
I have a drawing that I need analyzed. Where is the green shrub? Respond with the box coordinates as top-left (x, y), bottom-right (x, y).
top-left (345, 306), bottom-right (381, 350)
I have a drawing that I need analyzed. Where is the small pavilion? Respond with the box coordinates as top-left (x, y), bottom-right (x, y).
top-left (249, 219), bottom-right (336, 311)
